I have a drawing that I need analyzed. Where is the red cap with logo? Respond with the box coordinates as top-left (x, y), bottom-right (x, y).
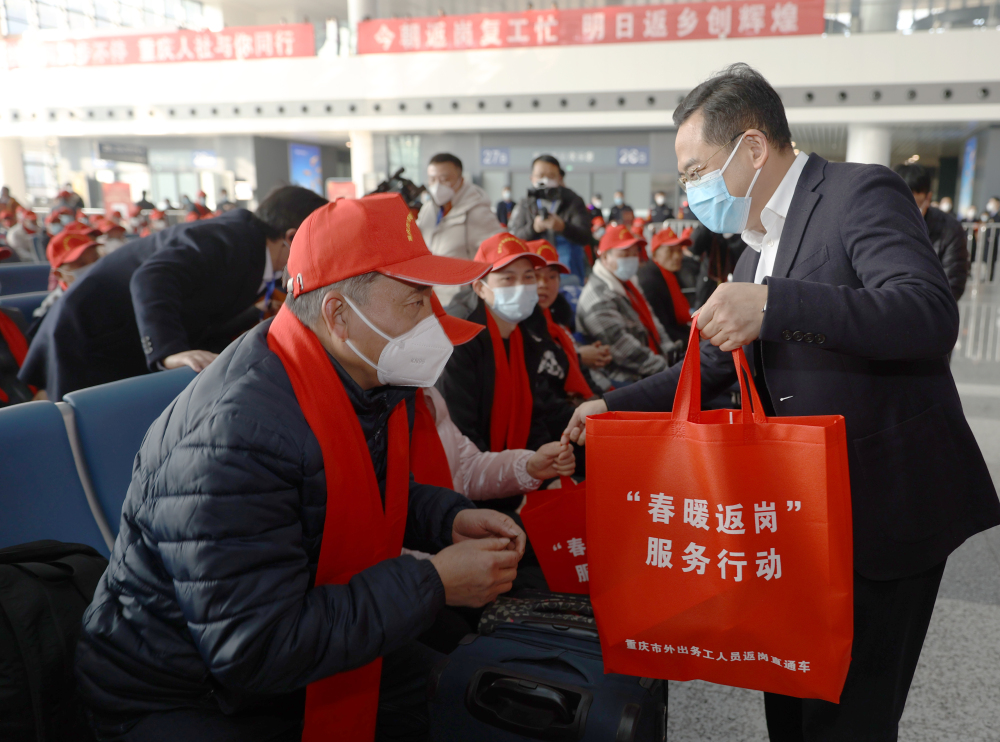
top-left (474, 232), bottom-right (547, 271)
top-left (526, 239), bottom-right (569, 275)
top-left (598, 224), bottom-right (648, 255)
top-left (287, 193), bottom-right (490, 298)
top-left (46, 230), bottom-right (98, 269)
top-left (430, 291), bottom-right (483, 345)
top-left (649, 226), bottom-right (693, 251)
top-left (63, 221), bottom-right (100, 237)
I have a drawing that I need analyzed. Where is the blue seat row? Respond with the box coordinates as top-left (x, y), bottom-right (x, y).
top-left (0, 264), bottom-right (50, 296)
top-left (0, 290), bottom-right (49, 318)
top-left (0, 368), bottom-right (197, 555)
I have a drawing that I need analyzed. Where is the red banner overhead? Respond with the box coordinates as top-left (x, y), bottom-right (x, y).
top-left (1, 23), bottom-right (314, 70)
top-left (358, 0), bottom-right (823, 54)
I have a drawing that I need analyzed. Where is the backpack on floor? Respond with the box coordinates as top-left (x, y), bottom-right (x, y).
top-left (0, 540), bottom-right (109, 742)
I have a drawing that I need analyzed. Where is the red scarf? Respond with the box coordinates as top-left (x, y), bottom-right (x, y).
top-left (0, 311), bottom-right (28, 367)
top-left (267, 306), bottom-right (410, 742)
top-left (486, 309), bottom-right (533, 452)
top-left (655, 263), bottom-right (692, 326)
top-left (622, 280), bottom-right (662, 355)
top-left (541, 307), bottom-right (593, 399)
top-left (410, 388), bottom-right (454, 489)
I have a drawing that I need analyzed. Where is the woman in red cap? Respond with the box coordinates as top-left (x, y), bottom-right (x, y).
top-left (636, 226), bottom-right (695, 350)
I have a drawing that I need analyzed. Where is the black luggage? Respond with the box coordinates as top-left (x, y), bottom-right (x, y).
top-left (0, 540), bottom-right (109, 741)
top-left (429, 591), bottom-right (667, 741)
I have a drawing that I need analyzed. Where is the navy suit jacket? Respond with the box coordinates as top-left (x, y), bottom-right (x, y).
top-left (605, 154), bottom-right (1000, 580)
top-left (20, 209), bottom-right (267, 401)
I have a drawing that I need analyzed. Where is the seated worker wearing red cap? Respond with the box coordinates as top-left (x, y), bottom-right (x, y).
top-left (575, 226), bottom-right (681, 392)
top-left (5, 210), bottom-right (41, 263)
top-left (526, 239), bottom-right (604, 400)
top-left (20, 186), bottom-right (327, 401)
top-left (436, 233), bottom-right (578, 467)
top-left (411, 294), bottom-right (576, 498)
top-left (75, 193), bottom-right (525, 742)
top-left (636, 227), bottom-right (695, 348)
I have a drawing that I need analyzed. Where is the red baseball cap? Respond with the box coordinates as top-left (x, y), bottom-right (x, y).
top-left (0, 246), bottom-right (11, 261)
top-left (526, 239), bottom-right (569, 275)
top-left (45, 206), bottom-right (74, 225)
top-left (598, 224), bottom-right (647, 255)
top-left (474, 232), bottom-right (547, 271)
top-left (63, 221), bottom-right (100, 237)
top-left (430, 292), bottom-right (483, 345)
top-left (287, 193), bottom-right (489, 298)
top-left (649, 226), bottom-right (693, 251)
top-left (47, 230), bottom-right (98, 269)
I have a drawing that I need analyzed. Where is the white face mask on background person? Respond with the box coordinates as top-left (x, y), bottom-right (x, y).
top-left (428, 181), bottom-right (456, 207)
top-left (612, 256), bottom-right (640, 282)
top-left (532, 177), bottom-right (556, 190)
top-left (341, 294), bottom-right (454, 387)
top-left (502, 190), bottom-right (512, 201)
top-left (592, 198), bottom-right (602, 209)
top-left (654, 195), bottom-right (666, 206)
top-left (62, 261), bottom-right (97, 286)
top-left (488, 283), bottom-right (538, 323)
top-left (100, 237), bottom-right (126, 253)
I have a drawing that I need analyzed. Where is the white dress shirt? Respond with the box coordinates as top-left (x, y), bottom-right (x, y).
top-left (742, 152), bottom-right (809, 285)
top-left (258, 248), bottom-right (274, 294)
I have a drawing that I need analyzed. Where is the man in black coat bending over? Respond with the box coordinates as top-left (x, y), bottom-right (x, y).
top-left (19, 185), bottom-right (327, 400)
top-left (565, 63), bottom-right (1000, 740)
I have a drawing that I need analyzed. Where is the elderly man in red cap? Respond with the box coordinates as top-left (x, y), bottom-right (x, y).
top-left (75, 194), bottom-right (526, 742)
top-left (575, 225), bottom-right (681, 391)
top-left (636, 226), bottom-right (695, 349)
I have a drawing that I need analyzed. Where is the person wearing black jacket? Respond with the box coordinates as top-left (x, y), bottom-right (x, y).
top-left (894, 163), bottom-right (970, 300)
top-left (565, 65), bottom-right (1000, 740)
top-left (19, 186), bottom-right (327, 401)
top-left (74, 195), bottom-right (522, 741)
top-left (508, 155), bottom-right (593, 285)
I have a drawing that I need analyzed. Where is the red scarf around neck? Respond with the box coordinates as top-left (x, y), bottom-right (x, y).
top-left (485, 309), bottom-right (533, 452)
top-left (541, 307), bottom-right (593, 399)
top-left (267, 305), bottom-right (410, 742)
top-left (621, 279), bottom-right (662, 355)
top-left (655, 263), bottom-right (693, 326)
top-left (0, 311), bottom-right (28, 367)
top-left (410, 388), bottom-right (455, 489)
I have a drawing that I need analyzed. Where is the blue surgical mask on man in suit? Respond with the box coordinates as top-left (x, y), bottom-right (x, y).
top-left (685, 133), bottom-right (762, 234)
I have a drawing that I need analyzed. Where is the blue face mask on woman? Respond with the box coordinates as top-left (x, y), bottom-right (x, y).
top-left (685, 134), bottom-right (762, 234)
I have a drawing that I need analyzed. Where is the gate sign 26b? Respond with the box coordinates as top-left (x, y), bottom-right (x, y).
top-left (618, 146), bottom-right (650, 167)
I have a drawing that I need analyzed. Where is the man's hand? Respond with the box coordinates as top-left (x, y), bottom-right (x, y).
top-left (561, 398), bottom-right (608, 447)
top-left (532, 214), bottom-right (566, 234)
top-left (430, 538), bottom-right (519, 607)
top-left (696, 282), bottom-right (768, 352)
top-left (578, 341), bottom-right (612, 369)
top-left (526, 441), bottom-right (575, 481)
top-left (453, 508), bottom-right (526, 559)
top-left (162, 349), bottom-right (219, 372)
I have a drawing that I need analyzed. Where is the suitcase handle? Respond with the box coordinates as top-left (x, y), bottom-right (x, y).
top-left (483, 677), bottom-right (574, 725)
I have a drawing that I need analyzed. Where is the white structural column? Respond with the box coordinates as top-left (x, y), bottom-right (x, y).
top-left (349, 130), bottom-right (374, 199)
top-left (846, 124), bottom-right (892, 166)
top-left (858, 0), bottom-right (902, 32)
top-left (0, 139), bottom-right (26, 201)
top-left (347, 0), bottom-right (375, 53)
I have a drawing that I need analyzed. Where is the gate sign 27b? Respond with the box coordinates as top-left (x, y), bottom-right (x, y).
top-left (618, 146), bottom-right (650, 167)
top-left (482, 147), bottom-right (511, 167)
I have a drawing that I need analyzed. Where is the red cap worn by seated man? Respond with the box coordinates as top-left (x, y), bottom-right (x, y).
top-left (268, 192), bottom-right (489, 742)
top-left (46, 229), bottom-right (102, 290)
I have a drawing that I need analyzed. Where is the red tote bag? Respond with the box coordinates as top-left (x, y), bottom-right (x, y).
top-left (521, 478), bottom-right (589, 594)
top-left (586, 326), bottom-right (854, 703)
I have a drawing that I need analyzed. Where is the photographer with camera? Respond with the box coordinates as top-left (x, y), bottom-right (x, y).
top-left (508, 155), bottom-right (593, 286)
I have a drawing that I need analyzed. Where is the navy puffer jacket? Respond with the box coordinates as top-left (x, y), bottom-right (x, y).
top-left (75, 321), bottom-right (470, 726)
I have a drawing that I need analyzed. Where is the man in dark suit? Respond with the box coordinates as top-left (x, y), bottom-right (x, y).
top-left (19, 186), bottom-right (327, 401)
top-left (564, 63), bottom-right (1000, 741)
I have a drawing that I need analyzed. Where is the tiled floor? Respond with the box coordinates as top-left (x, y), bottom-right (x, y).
top-left (664, 283), bottom-right (1000, 741)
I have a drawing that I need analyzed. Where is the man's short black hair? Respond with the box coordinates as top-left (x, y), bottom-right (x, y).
top-left (674, 63), bottom-right (793, 152)
top-left (532, 154), bottom-right (565, 176)
top-left (893, 164), bottom-right (932, 195)
top-left (429, 153), bottom-right (463, 172)
top-left (255, 185), bottom-right (328, 240)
